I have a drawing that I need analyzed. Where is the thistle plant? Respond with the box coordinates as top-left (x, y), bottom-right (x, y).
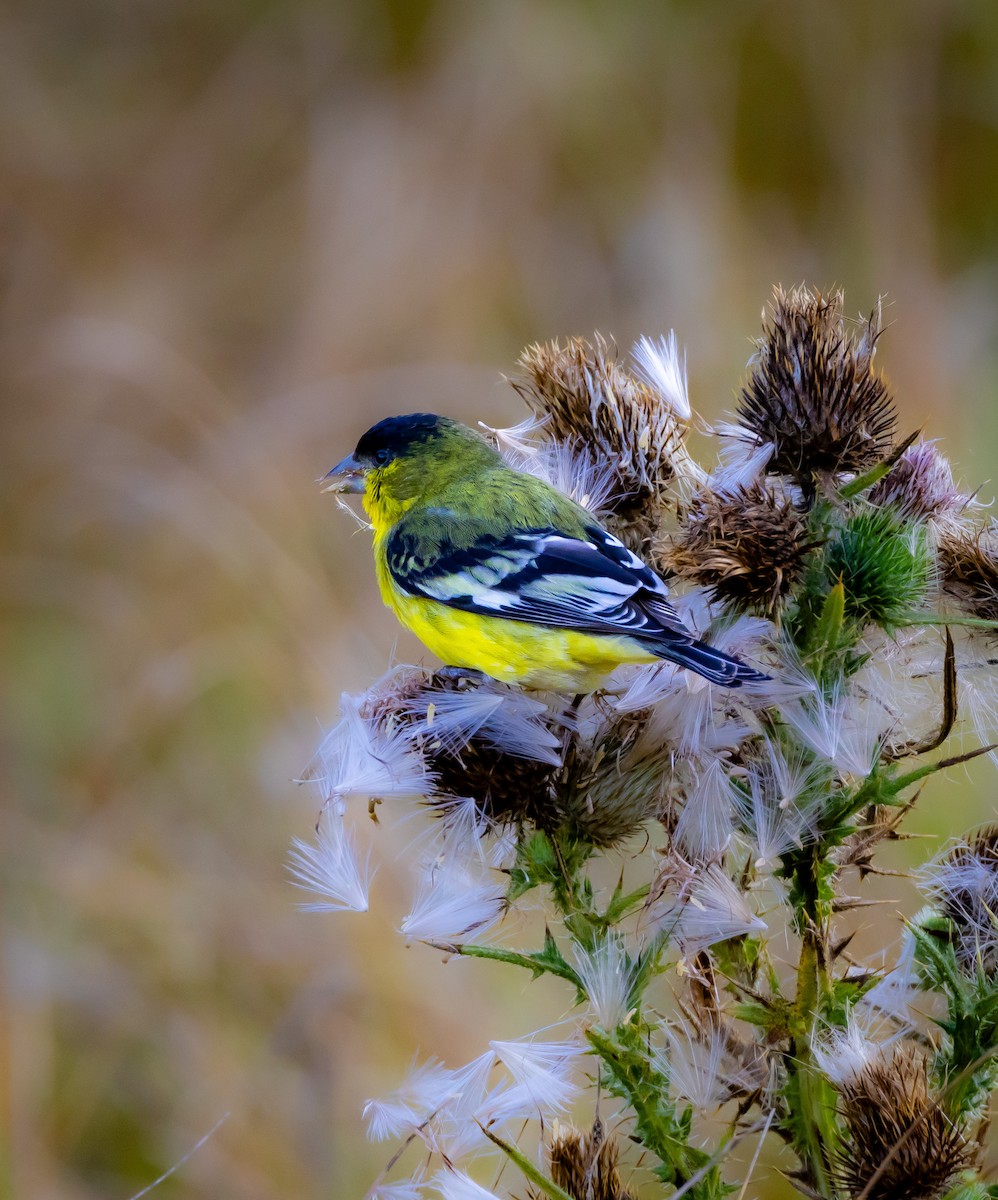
top-left (294, 286), bottom-right (998, 1200)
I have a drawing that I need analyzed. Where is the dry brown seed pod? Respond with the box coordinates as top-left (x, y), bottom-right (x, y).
top-left (660, 482), bottom-right (814, 617)
top-left (543, 1120), bottom-right (635, 1200)
top-left (736, 286), bottom-right (897, 494)
top-left (939, 523), bottom-right (998, 630)
top-left (512, 333), bottom-right (699, 549)
top-left (834, 1041), bottom-right (974, 1200)
top-left (424, 737), bottom-right (558, 826)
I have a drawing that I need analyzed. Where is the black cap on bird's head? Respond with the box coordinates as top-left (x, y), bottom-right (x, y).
top-left (322, 412), bottom-right (495, 495)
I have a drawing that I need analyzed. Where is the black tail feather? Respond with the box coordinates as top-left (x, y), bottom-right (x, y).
top-left (651, 637), bottom-right (770, 688)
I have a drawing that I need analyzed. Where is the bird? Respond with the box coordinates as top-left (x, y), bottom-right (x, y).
top-left (322, 413), bottom-right (768, 693)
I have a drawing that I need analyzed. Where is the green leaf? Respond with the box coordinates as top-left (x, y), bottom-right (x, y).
top-left (425, 931), bottom-right (582, 989)
top-left (477, 1124), bottom-right (577, 1200)
top-left (602, 874), bottom-right (651, 924)
top-left (809, 579), bottom-right (845, 658)
top-left (733, 1001), bottom-right (790, 1038)
top-left (893, 612), bottom-right (998, 632)
top-left (837, 428), bottom-right (920, 499)
top-left (586, 1025), bottom-right (728, 1198)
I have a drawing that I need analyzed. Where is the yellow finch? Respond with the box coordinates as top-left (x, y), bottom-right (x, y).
top-left (323, 414), bottom-right (767, 692)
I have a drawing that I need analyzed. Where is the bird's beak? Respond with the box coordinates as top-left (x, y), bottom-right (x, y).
top-left (320, 453), bottom-right (366, 494)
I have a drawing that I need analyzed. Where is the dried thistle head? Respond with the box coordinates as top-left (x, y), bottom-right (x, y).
top-left (355, 667), bottom-right (568, 826)
top-left (870, 440), bottom-right (967, 528)
top-left (426, 737), bottom-right (558, 826)
top-left (550, 712), bottom-right (673, 847)
top-left (542, 1120), bottom-right (635, 1200)
top-left (833, 1041), bottom-right (974, 1200)
top-left (923, 825), bottom-right (998, 976)
top-left (736, 286), bottom-right (897, 494)
top-left (357, 663), bottom-right (432, 726)
top-left (512, 334), bottom-right (702, 549)
top-left (408, 671), bottom-right (562, 826)
top-left (660, 482), bottom-right (813, 618)
top-left (939, 523), bottom-right (998, 630)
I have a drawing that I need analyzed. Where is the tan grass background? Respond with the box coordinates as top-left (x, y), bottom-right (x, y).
top-left (3, 2), bottom-right (998, 1196)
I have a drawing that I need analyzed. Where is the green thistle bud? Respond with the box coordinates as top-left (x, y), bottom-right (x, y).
top-left (823, 506), bottom-right (931, 628)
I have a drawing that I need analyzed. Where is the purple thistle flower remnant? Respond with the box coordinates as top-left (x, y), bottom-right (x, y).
top-left (288, 805), bottom-right (372, 912)
top-left (869, 438), bottom-right (969, 528)
top-left (921, 826), bottom-right (998, 976)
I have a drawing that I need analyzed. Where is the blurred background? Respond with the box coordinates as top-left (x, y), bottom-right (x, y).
top-left (3, 1), bottom-right (998, 1196)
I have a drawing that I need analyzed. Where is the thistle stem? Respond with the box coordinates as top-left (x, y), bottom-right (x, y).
top-left (785, 849), bottom-right (838, 1199)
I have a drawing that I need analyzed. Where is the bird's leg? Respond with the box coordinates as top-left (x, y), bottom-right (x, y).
top-left (559, 693), bottom-right (586, 760)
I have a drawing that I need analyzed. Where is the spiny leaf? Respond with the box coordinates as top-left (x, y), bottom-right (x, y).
top-left (425, 932), bottom-right (581, 988)
top-left (477, 1124), bottom-right (577, 1200)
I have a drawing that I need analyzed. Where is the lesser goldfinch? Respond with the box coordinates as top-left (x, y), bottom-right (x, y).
top-left (323, 413), bottom-right (767, 691)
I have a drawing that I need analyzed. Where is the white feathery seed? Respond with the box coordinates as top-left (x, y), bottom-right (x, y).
top-left (659, 1025), bottom-right (724, 1114)
top-left (674, 756), bottom-right (736, 862)
top-left (920, 840), bottom-right (998, 972)
top-left (368, 1180), bottom-right (427, 1200)
top-left (288, 804), bottom-right (373, 912)
top-left (858, 931), bottom-right (920, 1026)
top-left (426, 1050), bottom-right (539, 1161)
top-left (418, 794), bottom-right (494, 866)
top-left (782, 687), bottom-right (886, 779)
top-left (658, 1022), bottom-right (739, 1114)
top-left (955, 635), bottom-right (998, 755)
top-left (572, 934), bottom-right (639, 1029)
top-left (400, 859), bottom-right (505, 945)
top-left (363, 1057), bottom-right (457, 1142)
top-left (406, 683), bottom-right (563, 765)
top-left (737, 740), bottom-right (827, 869)
top-left (305, 693), bottom-right (432, 802)
top-left (366, 1051), bottom-right (519, 1162)
top-left (809, 1014), bottom-right (902, 1087)
top-left (650, 862), bottom-right (766, 954)
top-left (490, 1037), bottom-right (583, 1114)
top-left (707, 422), bottom-right (776, 494)
top-left (430, 1171), bottom-right (504, 1200)
top-left (631, 332), bottom-right (692, 421)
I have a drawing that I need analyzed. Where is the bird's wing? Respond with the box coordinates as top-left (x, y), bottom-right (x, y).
top-left (386, 516), bottom-right (691, 643)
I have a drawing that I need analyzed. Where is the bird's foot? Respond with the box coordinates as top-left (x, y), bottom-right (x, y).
top-left (433, 665), bottom-right (488, 690)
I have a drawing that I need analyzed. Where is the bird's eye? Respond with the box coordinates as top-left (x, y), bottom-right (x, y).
top-left (374, 447), bottom-right (391, 466)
